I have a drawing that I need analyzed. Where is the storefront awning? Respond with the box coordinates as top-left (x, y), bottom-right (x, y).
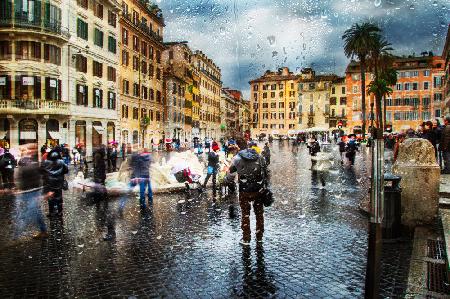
top-left (48, 131), bottom-right (61, 140)
top-left (20, 131), bottom-right (36, 140)
top-left (93, 126), bottom-right (105, 134)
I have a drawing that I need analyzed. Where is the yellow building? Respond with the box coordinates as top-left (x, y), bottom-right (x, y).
top-left (192, 50), bottom-right (222, 140)
top-left (119, 0), bottom-right (165, 148)
top-left (162, 41), bottom-right (195, 141)
top-left (0, 0), bottom-right (70, 150)
top-left (249, 67), bottom-right (299, 138)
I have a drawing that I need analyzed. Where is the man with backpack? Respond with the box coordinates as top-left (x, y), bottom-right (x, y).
top-left (229, 139), bottom-right (268, 246)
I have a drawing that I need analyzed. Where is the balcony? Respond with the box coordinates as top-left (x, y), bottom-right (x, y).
top-left (0, 16), bottom-right (70, 40)
top-left (0, 99), bottom-right (70, 115)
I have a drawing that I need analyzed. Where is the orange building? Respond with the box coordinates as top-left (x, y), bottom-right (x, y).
top-left (346, 55), bottom-right (445, 133)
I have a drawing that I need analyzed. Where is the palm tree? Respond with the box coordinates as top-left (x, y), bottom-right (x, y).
top-left (379, 68), bottom-right (397, 128)
top-left (368, 78), bottom-right (394, 129)
top-left (342, 22), bottom-right (381, 137)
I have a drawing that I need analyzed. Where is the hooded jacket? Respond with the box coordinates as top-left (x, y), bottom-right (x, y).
top-left (229, 149), bottom-right (266, 193)
top-left (131, 152), bottom-right (152, 179)
top-left (41, 159), bottom-right (68, 191)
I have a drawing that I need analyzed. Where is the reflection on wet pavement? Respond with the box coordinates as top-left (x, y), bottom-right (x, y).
top-left (0, 141), bottom-right (371, 298)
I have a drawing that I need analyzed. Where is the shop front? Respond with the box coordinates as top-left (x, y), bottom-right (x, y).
top-left (92, 121), bottom-right (104, 149)
top-left (46, 119), bottom-right (60, 147)
top-left (19, 118), bottom-right (38, 145)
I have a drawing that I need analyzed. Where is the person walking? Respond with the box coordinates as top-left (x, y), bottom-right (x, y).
top-left (131, 148), bottom-right (153, 209)
top-left (0, 148), bottom-right (17, 189)
top-left (203, 143), bottom-right (220, 192)
top-left (262, 143), bottom-right (271, 166)
top-left (41, 150), bottom-right (68, 217)
top-left (337, 137), bottom-right (346, 164)
top-left (93, 146), bottom-right (107, 186)
top-left (16, 143), bottom-right (48, 239)
top-left (345, 134), bottom-right (358, 166)
top-left (229, 140), bottom-right (267, 245)
top-left (440, 115), bottom-right (450, 174)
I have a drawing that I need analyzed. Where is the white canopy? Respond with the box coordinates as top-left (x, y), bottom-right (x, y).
top-left (48, 131), bottom-right (61, 140)
top-left (305, 127), bottom-right (329, 132)
top-left (93, 125), bottom-right (105, 134)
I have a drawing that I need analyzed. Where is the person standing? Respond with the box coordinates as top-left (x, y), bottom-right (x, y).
top-left (337, 137), bottom-right (347, 164)
top-left (41, 150), bottom-right (68, 217)
top-left (110, 145), bottom-right (118, 172)
top-left (422, 121), bottom-right (437, 152)
top-left (203, 144), bottom-right (220, 192)
top-left (0, 148), bottom-right (17, 189)
top-left (131, 148), bottom-right (153, 209)
top-left (229, 140), bottom-right (267, 245)
top-left (440, 115), bottom-right (450, 174)
top-left (262, 143), bottom-right (271, 166)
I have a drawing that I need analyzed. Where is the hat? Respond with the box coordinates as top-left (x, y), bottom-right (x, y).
top-left (212, 144), bottom-right (220, 151)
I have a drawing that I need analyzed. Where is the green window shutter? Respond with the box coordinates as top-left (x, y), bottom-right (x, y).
top-left (77, 19), bottom-right (81, 37)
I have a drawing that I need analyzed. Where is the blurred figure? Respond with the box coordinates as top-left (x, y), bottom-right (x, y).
top-left (262, 143), bottom-right (271, 166)
top-left (203, 143), bottom-right (220, 192)
top-left (422, 121), bottom-right (437, 152)
top-left (93, 146), bottom-right (106, 186)
top-left (61, 144), bottom-right (71, 166)
top-left (131, 148), bottom-right (153, 209)
top-left (337, 137), bottom-right (346, 164)
top-left (345, 134), bottom-right (359, 166)
top-left (110, 144), bottom-right (118, 171)
top-left (440, 115), bottom-right (450, 174)
top-left (41, 150), bottom-right (68, 217)
top-left (16, 143), bottom-right (48, 239)
top-left (0, 148), bottom-right (17, 189)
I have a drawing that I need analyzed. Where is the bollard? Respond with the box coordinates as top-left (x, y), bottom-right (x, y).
top-left (392, 138), bottom-right (440, 228)
top-left (382, 174), bottom-right (402, 239)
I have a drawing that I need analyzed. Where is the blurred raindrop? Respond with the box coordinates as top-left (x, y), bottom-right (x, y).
top-left (267, 35), bottom-right (276, 46)
top-left (374, 0), bottom-right (381, 8)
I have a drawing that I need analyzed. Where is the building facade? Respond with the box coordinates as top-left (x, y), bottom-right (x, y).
top-left (119, 0), bottom-right (165, 148)
top-left (442, 25), bottom-right (450, 115)
top-left (329, 77), bottom-right (347, 130)
top-left (0, 0), bottom-right (70, 150)
top-left (192, 50), bottom-right (221, 140)
top-left (346, 55), bottom-right (445, 133)
top-left (221, 88), bottom-right (238, 137)
top-left (249, 67), bottom-right (299, 138)
top-left (66, 0), bottom-right (121, 156)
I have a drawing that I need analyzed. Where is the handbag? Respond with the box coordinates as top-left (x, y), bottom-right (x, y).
top-left (259, 188), bottom-right (274, 207)
top-left (62, 179), bottom-right (69, 191)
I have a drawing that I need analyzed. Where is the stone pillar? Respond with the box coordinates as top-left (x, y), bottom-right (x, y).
top-left (68, 118), bottom-right (76, 149)
top-left (38, 116), bottom-right (48, 148)
top-left (101, 121), bottom-right (107, 145)
top-left (7, 116), bottom-right (18, 150)
top-left (392, 138), bottom-right (440, 228)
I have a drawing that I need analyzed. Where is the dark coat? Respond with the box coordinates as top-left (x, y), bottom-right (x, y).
top-left (229, 149), bottom-right (266, 193)
top-left (440, 125), bottom-right (450, 152)
top-left (207, 151), bottom-right (220, 168)
top-left (93, 149), bottom-right (106, 184)
top-left (41, 159), bottom-right (68, 191)
top-left (130, 152), bottom-right (152, 179)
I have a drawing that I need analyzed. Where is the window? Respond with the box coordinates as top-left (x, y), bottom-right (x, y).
top-left (141, 60), bottom-right (147, 74)
top-left (0, 76), bottom-right (11, 99)
top-left (76, 84), bottom-right (88, 106)
top-left (156, 90), bottom-right (161, 102)
top-left (16, 41), bottom-right (41, 61)
top-left (404, 83), bottom-right (411, 91)
top-left (93, 88), bottom-right (103, 108)
top-left (262, 93), bottom-right (267, 99)
top-left (149, 89), bottom-right (154, 101)
top-left (141, 41), bottom-right (147, 57)
top-left (132, 10), bottom-right (139, 25)
top-left (93, 61), bottom-right (103, 77)
top-left (108, 10), bottom-right (116, 27)
top-left (156, 50), bottom-right (161, 63)
top-left (385, 98), bottom-right (393, 106)
top-left (270, 102), bottom-right (276, 108)
top-left (156, 68), bottom-right (161, 80)
top-left (133, 35), bottom-right (139, 51)
top-left (108, 36), bottom-right (116, 53)
top-left (133, 83), bottom-right (139, 97)
top-left (396, 83), bottom-right (402, 91)
top-left (279, 113), bottom-right (284, 119)
top-left (77, 19), bottom-right (88, 40)
top-left (434, 93), bottom-right (442, 102)
top-left (133, 107), bottom-right (139, 120)
top-left (76, 55), bottom-right (87, 73)
top-left (108, 92), bottom-right (116, 109)
top-left (279, 102), bottom-right (284, 108)
top-left (411, 71), bottom-right (418, 77)
top-left (45, 78), bottom-right (61, 101)
top-left (352, 85), bottom-right (358, 93)
top-left (148, 64), bottom-right (154, 77)
top-left (132, 56), bottom-right (139, 71)
top-left (270, 92), bottom-right (275, 98)
top-left (331, 87), bottom-right (335, 94)
top-left (433, 76), bottom-right (442, 88)
top-left (340, 97), bottom-right (347, 105)
top-left (107, 66), bottom-right (116, 82)
top-left (122, 50), bottom-right (129, 66)
top-left (43, 44), bottom-right (61, 65)
top-left (422, 97), bottom-right (430, 107)
top-left (0, 41), bottom-right (12, 60)
top-left (94, 28), bottom-right (104, 47)
top-left (122, 29), bottom-right (128, 45)
top-left (341, 86), bottom-right (346, 94)
top-left (78, 0), bottom-right (88, 9)
top-left (253, 85), bottom-right (258, 91)
top-left (424, 82), bottom-right (430, 90)
top-left (121, 105), bottom-right (128, 118)
top-left (122, 80), bottom-right (129, 94)
top-left (423, 70), bottom-right (430, 77)
top-left (94, 3), bottom-right (103, 19)
top-left (412, 82), bottom-right (418, 90)
top-left (435, 109), bottom-right (441, 118)
top-left (351, 74), bottom-right (360, 81)
top-left (271, 84), bottom-right (276, 90)
top-left (279, 124), bottom-right (284, 129)
top-left (142, 86), bottom-right (148, 99)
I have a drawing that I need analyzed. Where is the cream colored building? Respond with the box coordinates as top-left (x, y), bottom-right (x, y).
top-left (119, 0), bottom-right (165, 148)
top-left (0, 0), bottom-right (70, 151)
top-left (298, 69), bottom-right (337, 131)
top-left (65, 0), bottom-right (121, 156)
top-left (192, 50), bottom-right (222, 140)
top-left (249, 67), bottom-right (299, 138)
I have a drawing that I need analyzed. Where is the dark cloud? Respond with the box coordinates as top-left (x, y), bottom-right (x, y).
top-left (158, 0), bottom-right (450, 97)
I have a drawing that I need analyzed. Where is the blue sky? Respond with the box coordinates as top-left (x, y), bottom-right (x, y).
top-left (157, 0), bottom-right (450, 97)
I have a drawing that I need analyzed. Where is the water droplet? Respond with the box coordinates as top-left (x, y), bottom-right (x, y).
top-left (409, 4), bottom-right (415, 10)
top-left (267, 35), bottom-right (276, 46)
top-left (374, 0), bottom-right (381, 7)
top-left (432, 1), bottom-right (438, 7)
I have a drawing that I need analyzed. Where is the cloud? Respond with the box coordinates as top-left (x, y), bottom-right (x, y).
top-left (158, 0), bottom-right (450, 98)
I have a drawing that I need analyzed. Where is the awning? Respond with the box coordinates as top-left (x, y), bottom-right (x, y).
top-left (287, 130), bottom-right (296, 135)
top-left (48, 131), bottom-right (61, 140)
top-left (305, 127), bottom-right (329, 132)
top-left (93, 125), bottom-right (105, 134)
top-left (20, 131), bottom-right (36, 140)
top-left (0, 131), bottom-right (6, 139)
top-left (271, 130), bottom-right (280, 135)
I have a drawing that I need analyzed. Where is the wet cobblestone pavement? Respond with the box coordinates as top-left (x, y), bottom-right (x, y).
top-left (0, 142), bottom-right (402, 298)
